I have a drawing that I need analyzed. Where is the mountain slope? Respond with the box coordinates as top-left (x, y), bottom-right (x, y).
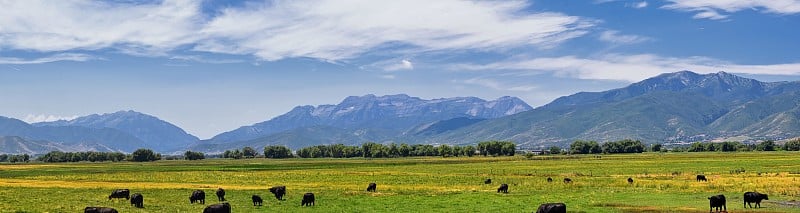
top-left (0, 116), bottom-right (145, 153)
top-left (205, 94), bottom-right (532, 144)
top-left (429, 71), bottom-right (800, 147)
top-left (35, 110), bottom-right (198, 152)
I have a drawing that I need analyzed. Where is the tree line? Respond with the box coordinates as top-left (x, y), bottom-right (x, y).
top-left (0, 154), bottom-right (30, 163)
top-left (562, 138), bottom-right (800, 154)
top-left (293, 142), bottom-right (479, 158)
top-left (567, 139), bottom-right (650, 154)
top-left (37, 149), bottom-right (160, 163)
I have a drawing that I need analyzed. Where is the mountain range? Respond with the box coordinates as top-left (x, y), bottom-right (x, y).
top-left (2, 71), bottom-right (800, 154)
top-left (426, 71), bottom-right (800, 148)
top-left (190, 94), bottom-right (532, 151)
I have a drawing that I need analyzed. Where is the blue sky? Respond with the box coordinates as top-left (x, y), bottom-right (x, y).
top-left (1, 0), bottom-right (799, 139)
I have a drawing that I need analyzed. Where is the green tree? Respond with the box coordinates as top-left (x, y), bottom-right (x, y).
top-left (131, 149), bottom-right (159, 162)
top-left (650, 144), bottom-right (663, 152)
top-left (242, 147), bottom-right (258, 158)
top-left (784, 139), bottom-right (800, 151)
top-left (263, 145), bottom-right (293, 158)
top-left (688, 142), bottom-right (705, 152)
top-left (756, 140), bottom-right (776, 151)
top-left (184, 151), bottom-right (205, 160)
top-left (548, 146), bottom-right (562, 155)
top-left (463, 145), bottom-right (476, 157)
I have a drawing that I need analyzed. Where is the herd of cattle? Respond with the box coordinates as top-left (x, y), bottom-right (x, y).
top-left (84, 183), bottom-right (337, 213)
top-left (84, 175), bottom-right (769, 213)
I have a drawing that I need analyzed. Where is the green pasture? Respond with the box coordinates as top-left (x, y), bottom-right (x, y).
top-left (1, 152), bottom-right (799, 212)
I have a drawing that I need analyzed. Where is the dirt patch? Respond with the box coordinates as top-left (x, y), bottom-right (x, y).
top-left (594, 203), bottom-right (705, 213)
top-left (767, 200), bottom-right (800, 207)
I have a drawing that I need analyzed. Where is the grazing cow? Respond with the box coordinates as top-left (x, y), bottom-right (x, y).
top-left (546, 177), bottom-right (553, 183)
top-left (108, 189), bottom-right (130, 200)
top-left (252, 195), bottom-right (263, 206)
top-left (744, 192), bottom-right (768, 208)
top-left (130, 193), bottom-right (143, 208)
top-left (484, 179), bottom-right (492, 184)
top-left (269, 186), bottom-right (287, 200)
top-left (190, 190), bottom-right (206, 204)
top-left (203, 203), bottom-right (231, 213)
top-left (535, 203), bottom-right (566, 213)
top-left (216, 188), bottom-right (225, 202)
top-left (627, 177), bottom-right (634, 184)
top-left (302, 192), bottom-right (315, 206)
top-left (497, 184), bottom-right (509, 193)
top-left (697, 175), bottom-right (708, 182)
top-left (563, 178), bottom-right (572, 183)
top-left (708, 194), bottom-right (726, 213)
top-left (84, 207), bottom-right (118, 213)
top-left (366, 182), bottom-right (377, 192)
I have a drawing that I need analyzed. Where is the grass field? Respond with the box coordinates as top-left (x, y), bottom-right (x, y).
top-left (1, 152), bottom-right (800, 212)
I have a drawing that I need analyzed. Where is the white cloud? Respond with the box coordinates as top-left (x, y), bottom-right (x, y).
top-left (662, 0), bottom-right (800, 20)
top-left (692, 9), bottom-right (728, 20)
top-left (384, 59), bottom-right (414, 71)
top-left (169, 55), bottom-right (245, 64)
top-left (0, 0), bottom-right (202, 53)
top-left (633, 1), bottom-right (649, 8)
top-left (0, 53), bottom-right (96, 64)
top-left (455, 54), bottom-right (800, 82)
top-left (455, 77), bottom-right (538, 91)
top-left (598, 30), bottom-right (651, 44)
top-left (23, 114), bottom-right (78, 123)
top-left (195, 0), bottom-right (594, 61)
top-left (0, 0), bottom-right (594, 63)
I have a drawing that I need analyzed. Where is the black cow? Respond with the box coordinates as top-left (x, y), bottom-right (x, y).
top-left (130, 193), bottom-right (143, 208)
top-left (216, 188), bottom-right (225, 202)
top-left (535, 203), bottom-right (566, 213)
top-left (366, 182), bottom-right (377, 192)
top-left (484, 179), bottom-right (492, 184)
top-left (563, 178), bottom-right (572, 183)
top-left (627, 177), bottom-right (634, 184)
top-left (269, 185), bottom-right (286, 200)
top-left (252, 195), bottom-right (263, 206)
top-left (708, 194), bottom-right (726, 213)
top-left (190, 190), bottom-right (206, 204)
top-left (108, 189), bottom-right (130, 200)
top-left (546, 177), bottom-right (553, 182)
top-left (497, 184), bottom-right (509, 193)
top-left (84, 207), bottom-right (118, 213)
top-left (697, 175), bottom-right (708, 182)
top-left (203, 203), bottom-right (231, 213)
top-left (302, 192), bottom-right (315, 206)
top-left (744, 192), bottom-right (768, 208)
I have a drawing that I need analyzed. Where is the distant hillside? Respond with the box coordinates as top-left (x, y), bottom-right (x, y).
top-left (35, 110), bottom-right (198, 152)
top-left (426, 71), bottom-right (800, 148)
top-left (0, 116), bottom-right (145, 153)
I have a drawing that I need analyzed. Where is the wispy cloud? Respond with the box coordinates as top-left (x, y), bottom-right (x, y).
top-left (0, 0), bottom-right (202, 53)
top-left (196, 0), bottom-right (594, 61)
top-left (169, 55), bottom-right (245, 64)
top-left (662, 0), bottom-right (800, 20)
top-left (0, 53), bottom-right (96, 64)
top-left (23, 114), bottom-right (78, 123)
top-left (454, 54), bottom-right (800, 82)
top-left (0, 0), bottom-right (594, 63)
top-left (598, 30), bottom-right (651, 44)
top-left (632, 1), bottom-right (648, 9)
top-left (454, 77), bottom-right (538, 91)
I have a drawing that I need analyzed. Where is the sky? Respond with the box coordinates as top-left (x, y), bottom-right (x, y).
top-left (1, 0), bottom-right (799, 139)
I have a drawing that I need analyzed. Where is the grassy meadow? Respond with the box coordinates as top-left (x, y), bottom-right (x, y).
top-left (1, 152), bottom-right (800, 212)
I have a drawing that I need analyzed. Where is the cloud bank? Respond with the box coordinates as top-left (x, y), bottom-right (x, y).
top-left (0, 0), bottom-right (593, 62)
top-left (456, 54), bottom-right (800, 82)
